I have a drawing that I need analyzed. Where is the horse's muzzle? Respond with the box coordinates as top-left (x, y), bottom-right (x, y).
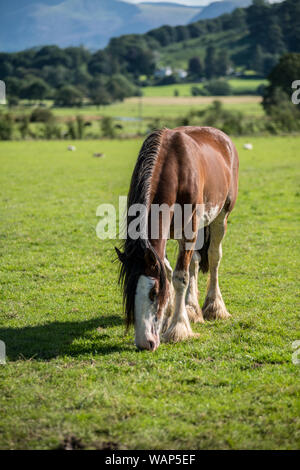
top-left (136, 334), bottom-right (160, 352)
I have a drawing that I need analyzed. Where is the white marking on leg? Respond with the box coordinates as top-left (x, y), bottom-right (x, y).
top-left (163, 270), bottom-right (193, 342)
top-left (186, 251), bottom-right (204, 323)
top-left (162, 258), bottom-right (175, 333)
top-left (186, 252), bottom-right (200, 306)
top-left (164, 257), bottom-right (173, 282)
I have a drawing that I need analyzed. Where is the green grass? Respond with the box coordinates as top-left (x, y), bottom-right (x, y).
top-left (50, 97), bottom-right (263, 119)
top-left (142, 79), bottom-right (267, 97)
top-left (53, 102), bottom-right (263, 125)
top-left (8, 94), bottom-right (264, 138)
top-left (0, 137), bottom-right (299, 449)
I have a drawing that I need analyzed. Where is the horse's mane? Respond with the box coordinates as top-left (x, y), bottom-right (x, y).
top-left (118, 129), bottom-right (168, 326)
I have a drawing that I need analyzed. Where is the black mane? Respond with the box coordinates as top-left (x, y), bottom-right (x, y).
top-left (117, 130), bottom-right (167, 326)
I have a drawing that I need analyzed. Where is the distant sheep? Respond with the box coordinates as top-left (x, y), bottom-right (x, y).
top-left (93, 152), bottom-right (105, 158)
top-left (243, 143), bottom-right (253, 150)
top-left (68, 145), bottom-right (76, 151)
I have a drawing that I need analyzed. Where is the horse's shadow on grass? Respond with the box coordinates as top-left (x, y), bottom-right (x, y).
top-left (0, 315), bottom-right (131, 362)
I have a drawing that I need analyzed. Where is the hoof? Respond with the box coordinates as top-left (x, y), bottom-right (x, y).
top-left (202, 298), bottom-right (231, 321)
top-left (163, 320), bottom-right (194, 343)
top-left (186, 305), bottom-right (205, 324)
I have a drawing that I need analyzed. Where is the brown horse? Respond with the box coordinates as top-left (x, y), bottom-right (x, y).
top-left (116, 126), bottom-right (239, 351)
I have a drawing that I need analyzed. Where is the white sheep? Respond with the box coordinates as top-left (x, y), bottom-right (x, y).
top-left (243, 143), bottom-right (253, 150)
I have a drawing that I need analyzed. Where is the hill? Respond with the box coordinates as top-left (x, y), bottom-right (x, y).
top-left (191, 0), bottom-right (251, 21)
top-left (0, 0), bottom-right (202, 52)
top-left (145, 0), bottom-right (299, 72)
top-left (0, 0), bottom-right (257, 52)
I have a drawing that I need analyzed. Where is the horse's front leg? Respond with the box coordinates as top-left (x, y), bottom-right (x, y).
top-left (163, 241), bottom-right (195, 342)
top-left (161, 257), bottom-right (175, 334)
top-left (185, 251), bottom-right (204, 323)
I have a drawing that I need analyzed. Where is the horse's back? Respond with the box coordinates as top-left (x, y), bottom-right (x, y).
top-left (172, 126), bottom-right (238, 171)
top-left (164, 126), bottom-right (238, 213)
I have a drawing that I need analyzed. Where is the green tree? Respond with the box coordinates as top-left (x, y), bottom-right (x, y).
top-left (88, 50), bottom-right (114, 76)
top-left (204, 79), bottom-right (232, 96)
top-left (30, 107), bottom-right (54, 123)
top-left (107, 75), bottom-right (139, 102)
top-left (204, 46), bottom-right (217, 79)
top-left (0, 113), bottom-right (14, 140)
top-left (20, 78), bottom-right (49, 101)
top-left (266, 19), bottom-right (285, 55)
top-left (54, 86), bottom-right (83, 107)
top-left (91, 87), bottom-right (112, 107)
top-left (18, 115), bottom-right (30, 139)
top-left (101, 117), bottom-right (116, 139)
top-left (76, 115), bottom-right (84, 140)
top-left (5, 77), bottom-right (22, 98)
top-left (263, 53), bottom-right (300, 113)
top-left (252, 45), bottom-right (265, 74)
top-left (215, 50), bottom-right (231, 77)
top-left (67, 120), bottom-right (77, 139)
top-left (188, 57), bottom-right (204, 79)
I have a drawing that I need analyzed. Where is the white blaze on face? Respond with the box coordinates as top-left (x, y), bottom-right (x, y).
top-left (134, 275), bottom-right (160, 351)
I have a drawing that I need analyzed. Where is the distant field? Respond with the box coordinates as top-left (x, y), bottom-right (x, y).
top-left (142, 80), bottom-right (267, 97)
top-left (50, 96), bottom-right (264, 137)
top-left (7, 87), bottom-right (265, 137)
top-left (6, 96), bottom-right (265, 138)
top-left (49, 96), bottom-right (263, 136)
top-left (51, 96), bottom-right (264, 136)
top-left (51, 97), bottom-right (263, 119)
top-left (0, 137), bottom-right (299, 449)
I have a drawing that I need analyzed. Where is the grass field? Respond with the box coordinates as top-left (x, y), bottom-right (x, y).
top-left (0, 137), bottom-right (299, 450)
top-left (52, 96), bottom-right (263, 136)
top-left (9, 95), bottom-right (264, 138)
top-left (44, 95), bottom-right (264, 120)
top-left (142, 80), bottom-right (267, 97)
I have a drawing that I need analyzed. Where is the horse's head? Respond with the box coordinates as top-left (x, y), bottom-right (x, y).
top-left (116, 245), bottom-right (168, 351)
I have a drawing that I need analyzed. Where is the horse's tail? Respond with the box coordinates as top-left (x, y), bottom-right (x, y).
top-left (197, 226), bottom-right (210, 273)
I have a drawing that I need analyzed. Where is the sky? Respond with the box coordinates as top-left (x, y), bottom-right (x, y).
top-left (125, 0), bottom-right (217, 6)
top-left (126, 0), bottom-right (279, 5)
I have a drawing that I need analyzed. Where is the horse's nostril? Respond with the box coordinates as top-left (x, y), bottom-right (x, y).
top-left (148, 340), bottom-right (155, 351)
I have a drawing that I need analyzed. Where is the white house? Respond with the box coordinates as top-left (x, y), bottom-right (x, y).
top-left (154, 67), bottom-right (173, 78)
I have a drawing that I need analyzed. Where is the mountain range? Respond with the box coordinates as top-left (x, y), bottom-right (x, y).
top-left (0, 0), bottom-right (251, 52)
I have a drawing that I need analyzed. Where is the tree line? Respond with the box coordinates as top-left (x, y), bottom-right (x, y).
top-left (1, 53), bottom-right (299, 140)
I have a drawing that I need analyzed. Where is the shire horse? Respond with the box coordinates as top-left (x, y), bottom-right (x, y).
top-left (116, 126), bottom-right (239, 351)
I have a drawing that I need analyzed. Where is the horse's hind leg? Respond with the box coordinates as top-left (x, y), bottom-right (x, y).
top-left (163, 240), bottom-right (194, 342)
top-left (202, 209), bottom-right (231, 320)
top-left (185, 251), bottom-right (204, 323)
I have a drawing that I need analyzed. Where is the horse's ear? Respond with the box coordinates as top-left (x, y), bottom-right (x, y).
top-left (144, 247), bottom-right (157, 268)
top-left (115, 247), bottom-right (126, 264)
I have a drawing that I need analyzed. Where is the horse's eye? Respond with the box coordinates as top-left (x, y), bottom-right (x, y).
top-left (149, 286), bottom-right (158, 302)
